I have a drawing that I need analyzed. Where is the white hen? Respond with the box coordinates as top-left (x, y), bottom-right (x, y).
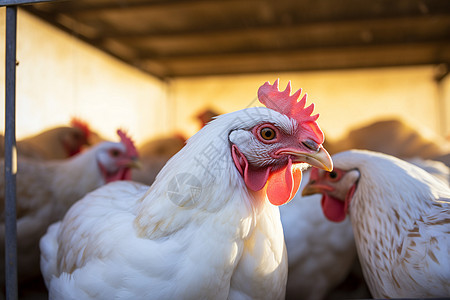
top-left (0, 130), bottom-right (140, 288)
top-left (40, 80), bottom-right (333, 299)
top-left (302, 150), bottom-right (450, 298)
top-left (280, 169), bottom-right (356, 300)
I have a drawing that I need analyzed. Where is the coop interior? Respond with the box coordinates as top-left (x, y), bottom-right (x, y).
top-left (0, 0), bottom-right (450, 299)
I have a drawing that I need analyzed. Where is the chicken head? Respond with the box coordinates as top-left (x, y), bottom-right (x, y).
top-left (229, 80), bottom-right (333, 206)
top-left (302, 167), bottom-right (360, 222)
top-left (96, 130), bottom-right (141, 183)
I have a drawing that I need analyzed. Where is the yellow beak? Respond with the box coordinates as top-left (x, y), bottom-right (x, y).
top-left (127, 157), bottom-right (143, 169)
top-left (290, 145), bottom-right (333, 172)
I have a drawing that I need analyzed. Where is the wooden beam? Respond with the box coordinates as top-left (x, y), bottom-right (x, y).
top-left (114, 15), bottom-right (449, 61)
top-left (138, 42), bottom-right (450, 78)
top-left (31, 0), bottom-right (246, 13)
top-left (32, 0), bottom-right (450, 17)
top-left (97, 14), bottom-right (450, 41)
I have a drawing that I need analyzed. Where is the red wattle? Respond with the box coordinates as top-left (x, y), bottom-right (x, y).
top-left (232, 145), bottom-right (271, 191)
top-left (245, 167), bottom-right (272, 191)
top-left (232, 146), bottom-right (303, 205)
top-left (321, 194), bottom-right (346, 222)
top-left (231, 145), bottom-right (245, 176)
top-left (266, 158), bottom-right (302, 206)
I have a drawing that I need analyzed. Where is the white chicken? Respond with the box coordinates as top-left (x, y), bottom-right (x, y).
top-left (0, 130), bottom-right (140, 287)
top-left (407, 157), bottom-right (450, 186)
top-left (302, 150), bottom-right (450, 298)
top-left (280, 169), bottom-right (356, 300)
top-left (40, 79), bottom-right (333, 299)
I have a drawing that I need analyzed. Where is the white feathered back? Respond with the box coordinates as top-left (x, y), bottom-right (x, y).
top-left (333, 150), bottom-right (450, 298)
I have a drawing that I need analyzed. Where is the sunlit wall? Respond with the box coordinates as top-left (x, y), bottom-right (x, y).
top-left (0, 8), bottom-right (169, 145)
top-left (171, 67), bottom-right (448, 144)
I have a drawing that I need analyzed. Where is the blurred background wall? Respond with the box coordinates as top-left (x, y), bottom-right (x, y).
top-left (0, 9), bottom-right (168, 144)
top-left (0, 7), bottom-right (449, 146)
top-left (170, 68), bottom-right (447, 143)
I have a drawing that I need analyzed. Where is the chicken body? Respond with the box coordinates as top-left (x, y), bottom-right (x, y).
top-left (303, 150), bottom-right (450, 298)
top-left (407, 157), bottom-right (450, 185)
top-left (0, 137), bottom-right (139, 285)
top-left (280, 169), bottom-right (356, 300)
top-left (42, 179), bottom-right (285, 299)
top-left (1, 125), bottom-right (90, 160)
top-left (132, 135), bottom-right (185, 185)
top-left (40, 90), bottom-right (333, 299)
top-left (324, 119), bottom-right (449, 160)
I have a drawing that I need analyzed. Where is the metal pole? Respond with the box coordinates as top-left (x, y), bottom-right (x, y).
top-left (5, 5), bottom-right (18, 300)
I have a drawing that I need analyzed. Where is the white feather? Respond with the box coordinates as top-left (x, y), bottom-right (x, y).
top-left (41, 107), bottom-right (298, 299)
top-left (333, 150), bottom-right (450, 298)
top-left (280, 170), bottom-right (356, 300)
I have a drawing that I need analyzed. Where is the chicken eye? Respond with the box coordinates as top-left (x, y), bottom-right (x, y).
top-left (260, 127), bottom-right (276, 140)
top-left (328, 171), bottom-right (339, 180)
top-left (110, 149), bottom-right (121, 157)
top-left (72, 132), bottom-right (82, 141)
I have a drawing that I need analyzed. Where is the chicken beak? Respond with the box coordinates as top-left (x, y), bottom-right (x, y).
top-left (127, 157), bottom-right (143, 169)
top-left (291, 145), bottom-right (333, 172)
top-left (302, 185), bottom-right (319, 197)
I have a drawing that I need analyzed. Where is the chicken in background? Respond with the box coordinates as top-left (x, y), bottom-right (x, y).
top-left (283, 125), bottom-right (450, 300)
top-left (0, 129), bottom-right (140, 293)
top-left (131, 134), bottom-right (186, 185)
top-left (40, 80), bottom-right (333, 299)
top-left (0, 118), bottom-right (103, 160)
top-left (325, 118), bottom-right (450, 161)
top-left (70, 118), bottom-right (107, 149)
top-left (308, 118), bottom-right (450, 299)
top-left (280, 169), bottom-right (357, 300)
top-left (196, 108), bottom-right (220, 128)
top-left (302, 150), bottom-right (450, 298)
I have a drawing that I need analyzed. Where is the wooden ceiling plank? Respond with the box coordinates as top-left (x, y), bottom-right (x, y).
top-left (138, 42), bottom-right (450, 77)
top-left (57, 0), bottom-right (450, 19)
top-left (40, 0), bottom-right (251, 14)
top-left (0, 0), bottom-right (66, 6)
top-left (21, 0), bottom-right (450, 78)
top-left (94, 14), bottom-right (450, 40)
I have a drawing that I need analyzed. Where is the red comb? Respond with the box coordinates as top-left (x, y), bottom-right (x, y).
top-left (258, 79), bottom-right (319, 123)
top-left (70, 117), bottom-right (91, 139)
top-left (117, 129), bottom-right (139, 157)
top-left (257, 79), bottom-right (324, 143)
